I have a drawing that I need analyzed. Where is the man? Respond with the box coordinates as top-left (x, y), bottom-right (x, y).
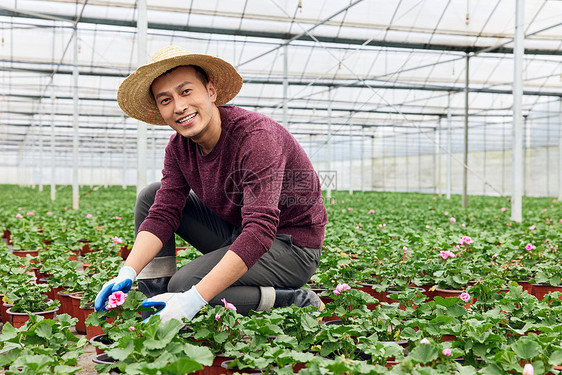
top-left (94, 46), bottom-right (327, 323)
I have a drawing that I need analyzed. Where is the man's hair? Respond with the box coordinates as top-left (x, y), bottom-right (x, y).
top-left (160, 65), bottom-right (209, 86)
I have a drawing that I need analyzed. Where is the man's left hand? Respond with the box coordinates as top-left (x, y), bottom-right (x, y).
top-left (141, 286), bottom-right (207, 323)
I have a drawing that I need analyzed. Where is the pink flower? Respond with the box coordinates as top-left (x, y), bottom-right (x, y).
top-left (529, 225), bottom-right (535, 231)
top-left (461, 223), bottom-right (466, 227)
top-left (221, 298), bottom-right (237, 311)
top-left (432, 196), bottom-right (437, 200)
top-left (425, 225), bottom-right (430, 229)
top-left (525, 243), bottom-right (536, 251)
top-left (86, 214), bottom-right (92, 218)
top-left (333, 283), bottom-right (351, 295)
top-left (459, 292), bottom-right (470, 302)
top-left (113, 216), bottom-right (122, 220)
top-left (106, 291), bottom-right (127, 309)
top-left (15, 213), bottom-right (23, 218)
top-left (331, 199), bottom-right (336, 204)
top-left (420, 338), bottom-right (430, 344)
top-left (341, 209), bottom-right (346, 213)
top-left (460, 236), bottom-right (473, 245)
top-left (501, 207), bottom-right (506, 212)
top-left (523, 363), bottom-right (534, 375)
top-left (347, 207), bottom-right (353, 211)
top-left (368, 210), bottom-right (375, 214)
top-left (46, 211), bottom-right (52, 215)
top-left (129, 326), bottom-right (135, 331)
top-left (439, 250), bottom-right (455, 260)
top-left (215, 313), bottom-right (221, 321)
top-left (442, 348), bottom-right (452, 356)
top-left (26, 211), bottom-right (34, 216)
top-left (403, 246), bottom-right (407, 255)
top-left (449, 217), bottom-right (456, 223)
top-left (444, 212), bottom-right (448, 216)
top-left (112, 236), bottom-right (123, 244)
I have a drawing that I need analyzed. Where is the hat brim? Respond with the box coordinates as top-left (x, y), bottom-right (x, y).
top-left (117, 54), bottom-right (243, 125)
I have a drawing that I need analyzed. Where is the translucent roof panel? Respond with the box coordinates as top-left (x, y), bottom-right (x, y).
top-left (0, 0), bottom-right (561, 157)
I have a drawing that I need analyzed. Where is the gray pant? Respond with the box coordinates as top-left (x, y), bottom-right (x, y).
top-left (135, 182), bottom-right (322, 315)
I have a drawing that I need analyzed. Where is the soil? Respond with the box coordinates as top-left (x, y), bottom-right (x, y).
top-left (75, 326), bottom-right (98, 375)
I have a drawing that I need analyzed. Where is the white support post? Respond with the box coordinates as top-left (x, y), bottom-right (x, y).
top-left (349, 123), bottom-right (353, 194)
top-left (521, 116), bottom-right (524, 195)
top-left (360, 126), bottom-right (365, 191)
top-left (326, 88), bottom-right (332, 199)
top-left (559, 98), bottom-right (562, 201)
top-left (104, 123), bottom-right (109, 188)
top-left (122, 116), bottom-right (128, 189)
top-left (371, 135), bottom-right (375, 191)
top-left (72, 26), bottom-right (80, 209)
top-left (446, 92), bottom-right (452, 199)
top-left (511, 0), bottom-right (524, 223)
top-left (152, 125), bottom-right (156, 182)
top-left (462, 53), bottom-right (469, 208)
top-left (136, 0), bottom-right (148, 196)
top-left (283, 44), bottom-right (289, 130)
top-left (435, 117), bottom-right (441, 195)
top-left (50, 90), bottom-right (56, 201)
top-left (38, 107), bottom-right (43, 192)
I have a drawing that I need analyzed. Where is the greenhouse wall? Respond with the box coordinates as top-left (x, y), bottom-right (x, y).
top-left (0, 147), bottom-right (559, 197)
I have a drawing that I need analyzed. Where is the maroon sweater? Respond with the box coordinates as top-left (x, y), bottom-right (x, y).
top-left (139, 106), bottom-right (327, 268)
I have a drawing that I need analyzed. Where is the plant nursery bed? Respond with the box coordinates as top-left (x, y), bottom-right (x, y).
top-left (2, 185), bottom-right (562, 374)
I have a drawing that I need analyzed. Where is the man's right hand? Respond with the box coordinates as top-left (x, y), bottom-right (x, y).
top-left (94, 266), bottom-right (137, 311)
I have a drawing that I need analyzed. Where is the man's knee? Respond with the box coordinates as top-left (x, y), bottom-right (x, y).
top-left (167, 269), bottom-right (198, 293)
top-left (135, 182), bottom-right (161, 215)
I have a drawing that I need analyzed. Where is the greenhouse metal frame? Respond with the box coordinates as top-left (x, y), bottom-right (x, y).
top-left (0, 0), bottom-right (561, 216)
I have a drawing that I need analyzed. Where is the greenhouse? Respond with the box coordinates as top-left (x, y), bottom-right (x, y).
top-left (1, 0), bottom-right (562, 374)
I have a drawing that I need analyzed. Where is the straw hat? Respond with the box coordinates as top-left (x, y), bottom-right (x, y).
top-left (117, 46), bottom-right (243, 125)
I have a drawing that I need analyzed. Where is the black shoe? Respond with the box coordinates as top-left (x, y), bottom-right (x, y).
top-left (274, 288), bottom-right (324, 310)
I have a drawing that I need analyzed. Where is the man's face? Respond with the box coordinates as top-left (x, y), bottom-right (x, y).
top-left (151, 66), bottom-right (218, 140)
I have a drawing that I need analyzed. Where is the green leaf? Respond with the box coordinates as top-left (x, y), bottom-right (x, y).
top-left (182, 343), bottom-right (214, 366)
top-left (447, 305), bottom-right (468, 317)
top-left (107, 340), bottom-right (134, 361)
top-left (300, 313), bottom-right (319, 331)
top-left (549, 350), bottom-right (562, 366)
top-left (479, 363), bottom-right (505, 375)
top-left (34, 323), bottom-right (52, 339)
top-left (53, 365), bottom-right (81, 375)
top-left (143, 338), bottom-right (166, 350)
top-left (319, 341), bottom-right (340, 357)
top-left (0, 322), bottom-right (18, 341)
top-left (511, 339), bottom-right (541, 360)
top-left (160, 358), bottom-right (203, 375)
top-left (408, 344), bottom-right (439, 363)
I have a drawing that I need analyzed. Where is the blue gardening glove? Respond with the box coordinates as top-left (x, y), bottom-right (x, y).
top-left (94, 266), bottom-right (137, 311)
top-left (141, 286), bottom-right (207, 324)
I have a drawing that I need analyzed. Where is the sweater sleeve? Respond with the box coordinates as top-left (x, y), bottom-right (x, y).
top-left (228, 129), bottom-right (285, 268)
top-left (138, 141), bottom-right (190, 245)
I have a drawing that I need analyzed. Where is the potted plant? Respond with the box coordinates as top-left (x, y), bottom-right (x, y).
top-left (4, 277), bottom-right (60, 328)
top-left (0, 313), bottom-right (88, 373)
top-left (92, 314), bottom-right (214, 374)
top-left (181, 301), bottom-right (247, 373)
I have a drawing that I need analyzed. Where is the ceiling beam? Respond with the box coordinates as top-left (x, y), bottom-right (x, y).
top-left (2, 65), bottom-right (561, 98)
top-left (1, 8), bottom-right (562, 56)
